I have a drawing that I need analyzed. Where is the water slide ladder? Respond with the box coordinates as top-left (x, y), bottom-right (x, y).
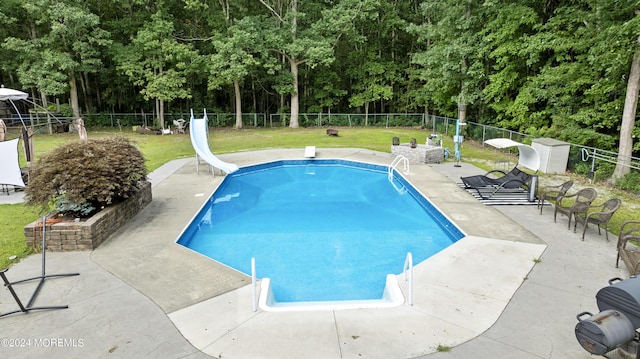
top-left (388, 155), bottom-right (409, 193)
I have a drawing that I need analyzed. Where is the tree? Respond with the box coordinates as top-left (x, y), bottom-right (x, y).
top-left (0, 0), bottom-right (23, 87)
top-left (409, 0), bottom-right (487, 118)
top-left (117, 11), bottom-right (198, 128)
top-left (614, 36), bottom-right (640, 179)
top-left (347, 54), bottom-right (394, 125)
top-left (480, 2), bottom-right (540, 127)
top-left (343, 0), bottom-right (409, 118)
top-left (581, 0), bottom-right (640, 179)
top-left (306, 67), bottom-right (347, 114)
top-left (256, 0), bottom-right (374, 127)
top-left (255, 0), bottom-right (326, 127)
top-left (180, 0), bottom-right (251, 128)
top-left (3, 0), bottom-right (111, 117)
top-left (204, 1), bottom-right (260, 129)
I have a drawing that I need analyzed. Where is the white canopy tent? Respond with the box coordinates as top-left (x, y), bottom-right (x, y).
top-left (0, 85), bottom-right (67, 132)
top-left (0, 86), bottom-right (29, 129)
top-left (484, 138), bottom-right (541, 172)
top-left (0, 86), bottom-right (28, 100)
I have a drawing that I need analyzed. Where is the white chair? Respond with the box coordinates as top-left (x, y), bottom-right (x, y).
top-left (173, 119), bottom-right (188, 134)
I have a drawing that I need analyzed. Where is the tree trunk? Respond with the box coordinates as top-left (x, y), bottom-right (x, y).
top-left (39, 91), bottom-right (48, 110)
top-left (288, 0), bottom-right (299, 128)
top-left (613, 37), bottom-right (640, 179)
top-left (158, 98), bottom-right (164, 129)
top-left (289, 59), bottom-right (300, 128)
top-left (252, 79), bottom-right (257, 113)
top-left (234, 80), bottom-right (243, 129)
top-left (154, 99), bottom-right (159, 127)
top-left (365, 102), bottom-right (369, 126)
top-left (69, 73), bottom-right (81, 119)
top-left (424, 107), bottom-right (430, 129)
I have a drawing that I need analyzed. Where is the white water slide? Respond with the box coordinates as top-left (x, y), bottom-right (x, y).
top-left (189, 109), bottom-right (239, 175)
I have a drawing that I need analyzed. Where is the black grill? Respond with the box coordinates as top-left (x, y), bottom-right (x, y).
top-left (597, 277), bottom-right (640, 328)
top-left (576, 310), bottom-right (635, 355)
top-left (576, 277), bottom-right (640, 356)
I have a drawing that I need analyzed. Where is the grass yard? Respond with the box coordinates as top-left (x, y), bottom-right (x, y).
top-left (5, 126), bottom-right (449, 171)
top-left (0, 204), bottom-right (40, 268)
top-left (0, 125), bottom-right (637, 270)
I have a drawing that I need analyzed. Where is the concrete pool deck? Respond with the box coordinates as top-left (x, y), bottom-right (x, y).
top-left (0, 148), bottom-right (629, 358)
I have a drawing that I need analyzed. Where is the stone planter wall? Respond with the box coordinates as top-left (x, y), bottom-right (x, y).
top-left (24, 181), bottom-right (152, 251)
top-left (391, 144), bottom-right (444, 164)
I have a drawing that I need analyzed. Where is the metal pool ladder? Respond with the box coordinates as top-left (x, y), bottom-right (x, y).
top-left (388, 155), bottom-right (409, 193)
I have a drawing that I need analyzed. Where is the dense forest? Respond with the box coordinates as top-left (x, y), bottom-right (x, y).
top-left (1, 1), bottom-right (639, 162)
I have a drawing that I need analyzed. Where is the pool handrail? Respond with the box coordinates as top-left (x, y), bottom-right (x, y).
top-left (389, 155), bottom-right (409, 180)
top-left (403, 252), bottom-right (413, 306)
top-left (251, 257), bottom-right (257, 312)
top-left (389, 155), bottom-right (409, 194)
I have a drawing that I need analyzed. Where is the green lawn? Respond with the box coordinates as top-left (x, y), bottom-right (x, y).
top-left (5, 126), bottom-right (436, 171)
top-left (0, 126), bottom-right (637, 270)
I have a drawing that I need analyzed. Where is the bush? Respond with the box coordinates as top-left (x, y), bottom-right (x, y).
top-left (572, 162), bottom-right (592, 176)
top-left (616, 171), bottom-right (640, 194)
top-left (594, 162), bottom-right (615, 182)
top-left (25, 137), bottom-right (148, 217)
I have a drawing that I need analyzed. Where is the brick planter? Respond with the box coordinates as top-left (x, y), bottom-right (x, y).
top-left (24, 181), bottom-right (152, 251)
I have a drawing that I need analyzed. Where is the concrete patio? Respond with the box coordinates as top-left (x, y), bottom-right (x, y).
top-left (0, 148), bottom-right (629, 358)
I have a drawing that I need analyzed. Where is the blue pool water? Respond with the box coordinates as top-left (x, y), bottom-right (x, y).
top-left (177, 159), bottom-right (463, 303)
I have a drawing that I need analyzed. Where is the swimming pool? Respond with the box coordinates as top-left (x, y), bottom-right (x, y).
top-left (177, 159), bottom-right (464, 310)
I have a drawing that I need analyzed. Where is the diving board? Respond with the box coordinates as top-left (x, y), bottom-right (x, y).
top-left (304, 146), bottom-right (316, 158)
top-left (189, 109), bottom-right (239, 175)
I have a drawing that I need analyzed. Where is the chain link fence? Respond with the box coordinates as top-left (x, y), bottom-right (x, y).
top-left (5, 111), bottom-right (639, 185)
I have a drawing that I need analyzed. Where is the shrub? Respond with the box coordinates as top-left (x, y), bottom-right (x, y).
top-left (25, 137), bottom-right (148, 217)
top-left (616, 171), bottom-right (640, 194)
top-left (594, 162), bottom-right (615, 181)
top-left (572, 162), bottom-right (592, 176)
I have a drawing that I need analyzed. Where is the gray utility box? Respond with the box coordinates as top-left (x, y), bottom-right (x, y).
top-left (532, 138), bottom-right (570, 174)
